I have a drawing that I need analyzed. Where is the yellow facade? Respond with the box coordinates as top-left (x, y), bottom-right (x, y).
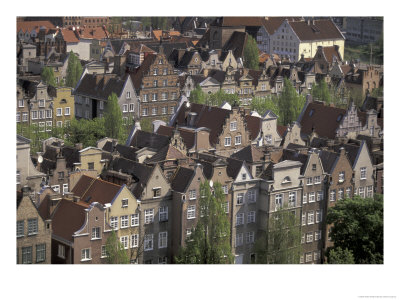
top-left (298, 39), bottom-right (345, 60)
top-left (78, 147), bottom-right (105, 175)
top-left (53, 87), bottom-right (74, 128)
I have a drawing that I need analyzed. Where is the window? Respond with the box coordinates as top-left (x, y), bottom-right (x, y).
top-left (309, 192), bottom-right (315, 203)
top-left (189, 189), bottom-right (197, 200)
top-left (144, 234), bottom-right (153, 251)
top-left (265, 135), bottom-right (272, 144)
top-left (339, 171), bottom-right (345, 182)
top-left (88, 162), bottom-right (94, 170)
top-left (306, 177), bottom-right (313, 185)
top-left (275, 194), bottom-right (283, 211)
top-left (142, 108), bottom-right (148, 116)
top-left (316, 209), bottom-right (323, 223)
top-left (301, 234), bottom-right (305, 244)
top-left (187, 205), bottom-right (196, 219)
top-left (152, 107), bottom-right (157, 115)
top-left (236, 213), bottom-right (244, 226)
top-left (303, 193), bottom-right (307, 204)
top-left (39, 122), bottom-right (45, 132)
top-left (288, 191), bottom-right (296, 207)
top-left (153, 188), bottom-right (161, 198)
top-left (65, 107), bottom-right (70, 116)
top-left (330, 190), bottom-right (336, 202)
top-left (346, 187), bottom-right (352, 198)
top-left (142, 94), bottom-right (148, 102)
top-left (158, 256), bottom-right (167, 264)
top-left (58, 244), bottom-right (65, 258)
top-left (314, 251), bottom-right (321, 262)
top-left (153, 80), bottom-right (158, 87)
top-left (46, 121), bottom-right (52, 131)
top-left (235, 233), bottom-right (244, 247)
top-left (246, 231), bottom-right (255, 244)
top-left (235, 135), bottom-right (242, 145)
top-left (32, 110), bottom-right (38, 120)
top-left (85, 111), bottom-right (89, 119)
top-left (121, 215), bottom-right (129, 228)
top-left (22, 112), bottom-right (28, 122)
top-left (306, 232), bottom-right (313, 243)
top-left (110, 216), bottom-right (118, 229)
top-left (18, 99), bottom-right (24, 107)
top-left (230, 121), bottom-right (237, 131)
top-left (317, 191), bottom-right (323, 201)
top-left (91, 227), bottom-right (101, 239)
top-left (170, 106), bottom-right (175, 114)
top-left (145, 209), bottom-right (154, 224)
top-left (359, 187), bottom-right (365, 198)
top-left (129, 103), bottom-right (135, 112)
top-left (123, 104), bottom-right (128, 112)
top-left (302, 212), bottom-right (306, 226)
top-left (131, 234), bottom-right (139, 248)
top-left (159, 206), bottom-right (168, 222)
top-left (367, 185), bottom-right (373, 198)
top-left (222, 185), bottom-right (228, 194)
top-left (101, 245), bottom-right (108, 257)
top-left (99, 101), bottom-right (104, 110)
top-left (27, 218), bottom-right (38, 235)
top-left (158, 232), bottom-right (167, 248)
top-left (315, 230), bottom-right (322, 241)
top-left (300, 256), bottom-right (304, 264)
top-left (39, 110), bottom-right (45, 119)
top-left (360, 167), bottom-right (367, 179)
top-left (241, 173), bottom-right (246, 180)
top-left (120, 236), bottom-right (129, 249)
top-left (81, 248), bottom-right (91, 261)
top-left (172, 93), bottom-right (177, 100)
top-left (126, 91), bottom-right (131, 99)
top-left (247, 211), bottom-right (256, 223)
top-left (163, 68), bottom-right (168, 75)
top-left (247, 190), bottom-right (256, 203)
top-left (224, 137), bottom-right (231, 146)
top-left (51, 185), bottom-right (60, 193)
top-left (307, 211), bottom-right (314, 225)
top-left (237, 193), bottom-right (244, 205)
top-left (17, 220), bottom-right (24, 237)
top-left (314, 176), bottom-right (321, 184)
top-left (161, 106), bottom-right (167, 115)
top-left (121, 199), bottom-right (128, 208)
top-left (39, 99), bottom-right (45, 107)
top-left (46, 109), bottom-right (52, 118)
top-left (22, 246), bottom-right (32, 264)
top-left (130, 213), bottom-right (139, 227)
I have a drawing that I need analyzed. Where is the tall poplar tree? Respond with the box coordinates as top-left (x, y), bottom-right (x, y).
top-left (66, 51), bottom-right (83, 89)
top-left (41, 66), bottom-right (57, 87)
top-left (244, 35), bottom-right (259, 70)
top-left (175, 180), bottom-right (233, 264)
top-left (104, 92), bottom-right (123, 140)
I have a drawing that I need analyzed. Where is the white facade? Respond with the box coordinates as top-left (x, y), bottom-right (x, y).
top-left (270, 20), bottom-right (300, 62)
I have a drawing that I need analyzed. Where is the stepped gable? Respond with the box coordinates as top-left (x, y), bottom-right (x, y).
top-left (170, 166), bottom-right (195, 193)
top-left (231, 144), bottom-right (264, 163)
top-left (299, 101), bottom-right (347, 139)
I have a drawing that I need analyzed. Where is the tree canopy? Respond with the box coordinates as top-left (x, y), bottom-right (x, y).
top-left (175, 180), bottom-right (233, 264)
top-left (104, 92), bottom-right (124, 140)
top-left (66, 51), bottom-right (83, 89)
top-left (255, 205), bottom-right (301, 264)
top-left (244, 35), bottom-right (259, 70)
top-left (105, 230), bottom-right (129, 264)
top-left (327, 247), bottom-right (355, 264)
top-left (326, 194), bottom-right (383, 264)
top-left (41, 66), bottom-right (57, 87)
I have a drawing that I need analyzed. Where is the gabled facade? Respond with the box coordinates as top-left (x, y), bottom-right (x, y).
top-left (260, 110), bottom-right (282, 147)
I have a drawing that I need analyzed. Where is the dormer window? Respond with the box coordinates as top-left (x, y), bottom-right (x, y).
top-left (121, 199), bottom-right (128, 208)
top-left (282, 176), bottom-right (292, 184)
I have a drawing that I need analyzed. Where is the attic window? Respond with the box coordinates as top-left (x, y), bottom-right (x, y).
top-left (337, 114), bottom-right (343, 122)
top-left (61, 99), bottom-right (67, 103)
top-left (282, 176), bottom-right (291, 184)
top-left (309, 109), bottom-right (314, 117)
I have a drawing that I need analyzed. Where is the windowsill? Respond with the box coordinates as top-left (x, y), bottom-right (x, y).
top-left (91, 238), bottom-right (101, 241)
top-left (338, 180), bottom-right (344, 183)
top-left (28, 233), bottom-right (38, 236)
top-left (131, 224), bottom-right (139, 227)
top-left (81, 258), bottom-right (92, 262)
top-left (17, 235), bottom-right (24, 238)
top-left (187, 217), bottom-right (196, 220)
top-left (144, 249), bottom-right (153, 252)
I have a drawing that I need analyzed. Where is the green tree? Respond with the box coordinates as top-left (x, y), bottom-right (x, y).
top-left (244, 35), bottom-right (259, 70)
top-left (207, 89), bottom-right (240, 107)
top-left (189, 85), bottom-right (207, 104)
top-left (105, 230), bottom-right (129, 264)
top-left (41, 66), bottom-right (57, 87)
top-left (255, 205), bottom-right (301, 264)
top-left (175, 180), bottom-right (233, 264)
top-left (139, 118), bottom-right (153, 133)
top-left (327, 247), bottom-right (355, 264)
top-left (326, 195), bottom-right (383, 264)
top-left (278, 78), bottom-right (305, 126)
top-left (311, 80), bottom-right (332, 104)
top-left (250, 95), bottom-right (280, 117)
top-left (63, 118), bottom-right (106, 148)
top-left (104, 92), bottom-right (124, 141)
top-left (66, 51), bottom-right (83, 89)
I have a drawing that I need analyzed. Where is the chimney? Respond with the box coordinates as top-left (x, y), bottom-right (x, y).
top-left (75, 143), bottom-right (83, 150)
top-left (49, 194), bottom-right (62, 215)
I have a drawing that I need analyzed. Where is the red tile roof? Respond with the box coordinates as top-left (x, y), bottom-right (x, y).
top-left (219, 17), bottom-right (264, 27)
top-left (261, 17), bottom-right (302, 35)
top-left (59, 28), bottom-right (79, 43)
top-left (277, 125), bottom-right (287, 138)
top-left (152, 30), bottom-right (181, 41)
top-left (244, 115), bottom-right (261, 141)
top-left (17, 20), bottom-right (55, 34)
top-left (78, 26), bottom-right (109, 40)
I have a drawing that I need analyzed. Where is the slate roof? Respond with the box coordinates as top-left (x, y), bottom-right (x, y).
top-left (128, 129), bottom-right (170, 151)
top-left (173, 103), bottom-right (231, 146)
top-left (213, 17), bottom-right (264, 27)
top-left (74, 73), bottom-right (126, 100)
top-left (226, 157), bottom-right (245, 179)
top-left (245, 115), bottom-right (261, 141)
top-left (299, 102), bottom-right (347, 139)
top-left (41, 145), bottom-right (80, 173)
top-left (332, 143), bottom-right (360, 168)
top-left (231, 145), bottom-right (264, 163)
top-left (170, 166), bottom-right (195, 193)
top-left (71, 175), bottom-right (122, 205)
top-left (318, 150), bottom-right (339, 174)
top-left (102, 141), bottom-right (139, 161)
top-left (281, 149), bottom-right (308, 174)
top-left (358, 110), bottom-right (384, 129)
top-left (261, 17), bottom-right (303, 35)
top-left (37, 194), bottom-right (53, 220)
top-left (156, 125), bottom-right (196, 149)
top-left (289, 19), bottom-right (344, 41)
top-left (51, 199), bottom-right (86, 242)
top-left (145, 144), bottom-right (187, 164)
top-left (222, 31), bottom-right (248, 59)
top-left (309, 137), bottom-right (329, 148)
top-left (107, 157), bottom-right (153, 199)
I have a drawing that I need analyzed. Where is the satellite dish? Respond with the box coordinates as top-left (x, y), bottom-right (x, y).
top-left (38, 155), bottom-right (43, 163)
top-left (209, 180), bottom-right (213, 188)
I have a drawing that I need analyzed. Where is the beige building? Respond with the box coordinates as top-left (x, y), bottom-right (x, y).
top-left (53, 87), bottom-right (74, 128)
